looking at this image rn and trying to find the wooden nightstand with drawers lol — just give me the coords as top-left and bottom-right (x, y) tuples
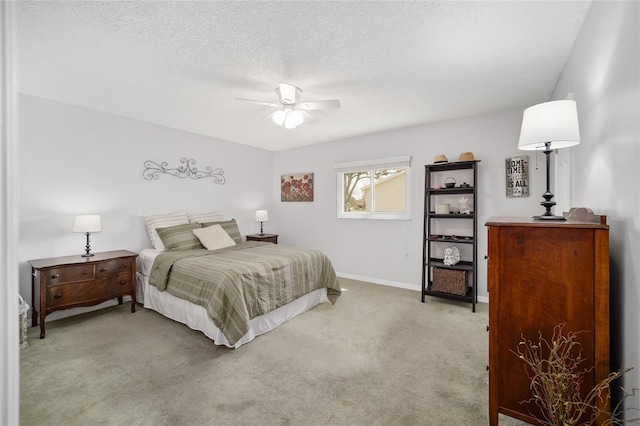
(28, 250), (137, 338)
(245, 233), (279, 244)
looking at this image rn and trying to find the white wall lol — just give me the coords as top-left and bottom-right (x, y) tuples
(553, 0), (640, 405)
(18, 95), (274, 320)
(272, 108), (546, 299)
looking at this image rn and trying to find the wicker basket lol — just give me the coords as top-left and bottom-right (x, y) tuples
(432, 267), (467, 296)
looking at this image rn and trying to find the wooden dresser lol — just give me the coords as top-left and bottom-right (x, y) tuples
(486, 215), (610, 425)
(28, 250), (137, 338)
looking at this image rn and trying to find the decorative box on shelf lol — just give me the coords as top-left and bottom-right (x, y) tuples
(432, 267), (467, 296)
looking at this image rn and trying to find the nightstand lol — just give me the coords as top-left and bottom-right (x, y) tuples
(246, 233), (279, 244)
(28, 250), (137, 338)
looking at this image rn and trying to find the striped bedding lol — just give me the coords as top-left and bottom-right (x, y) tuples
(149, 241), (341, 345)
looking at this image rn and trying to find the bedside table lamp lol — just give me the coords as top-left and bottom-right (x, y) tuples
(73, 214), (102, 257)
(255, 210), (268, 236)
(518, 100), (580, 220)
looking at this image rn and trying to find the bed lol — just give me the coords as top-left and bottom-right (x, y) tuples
(137, 211), (341, 348)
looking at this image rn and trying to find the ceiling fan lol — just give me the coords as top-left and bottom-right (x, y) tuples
(235, 82), (341, 129)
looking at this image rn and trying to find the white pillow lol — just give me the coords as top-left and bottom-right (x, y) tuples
(144, 211), (189, 251)
(188, 210), (224, 224)
(192, 225), (236, 251)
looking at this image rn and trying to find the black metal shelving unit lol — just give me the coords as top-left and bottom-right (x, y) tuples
(422, 161), (478, 312)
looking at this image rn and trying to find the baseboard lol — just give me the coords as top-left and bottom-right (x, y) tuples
(336, 272), (421, 291)
(336, 272), (489, 304)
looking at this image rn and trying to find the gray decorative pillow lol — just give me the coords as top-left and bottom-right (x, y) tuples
(201, 218), (242, 244)
(144, 211), (189, 251)
(156, 223), (204, 251)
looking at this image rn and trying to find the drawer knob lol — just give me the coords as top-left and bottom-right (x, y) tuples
(100, 268), (108, 272)
(51, 274), (60, 279)
(82, 270), (88, 275)
(120, 280), (126, 285)
(54, 293), (62, 299)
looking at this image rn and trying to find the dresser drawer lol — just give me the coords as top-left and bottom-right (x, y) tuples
(101, 273), (134, 295)
(46, 264), (93, 285)
(46, 273), (132, 308)
(95, 258), (133, 278)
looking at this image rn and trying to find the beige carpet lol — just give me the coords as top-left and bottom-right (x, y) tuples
(19, 278), (523, 425)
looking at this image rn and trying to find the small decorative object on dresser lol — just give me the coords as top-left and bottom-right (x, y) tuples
(245, 233), (279, 244)
(28, 250), (137, 338)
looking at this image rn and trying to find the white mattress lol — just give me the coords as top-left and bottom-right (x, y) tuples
(136, 248), (329, 348)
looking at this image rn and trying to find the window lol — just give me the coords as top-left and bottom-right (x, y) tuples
(335, 156), (411, 220)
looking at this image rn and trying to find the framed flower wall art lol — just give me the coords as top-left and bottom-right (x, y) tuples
(281, 173), (314, 202)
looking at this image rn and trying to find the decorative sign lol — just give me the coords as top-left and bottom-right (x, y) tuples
(505, 156), (529, 198)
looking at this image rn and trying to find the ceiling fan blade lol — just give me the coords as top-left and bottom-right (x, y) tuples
(235, 98), (279, 108)
(277, 82), (302, 104)
(299, 100), (341, 110)
(301, 109), (321, 120)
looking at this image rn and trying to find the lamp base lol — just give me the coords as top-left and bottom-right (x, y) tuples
(82, 232), (94, 257)
(532, 145), (567, 221)
(533, 214), (567, 221)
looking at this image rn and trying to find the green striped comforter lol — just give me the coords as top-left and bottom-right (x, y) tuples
(149, 241), (341, 345)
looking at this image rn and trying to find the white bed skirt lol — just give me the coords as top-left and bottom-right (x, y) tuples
(136, 271), (329, 349)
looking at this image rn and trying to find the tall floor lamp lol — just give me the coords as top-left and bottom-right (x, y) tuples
(518, 100), (580, 220)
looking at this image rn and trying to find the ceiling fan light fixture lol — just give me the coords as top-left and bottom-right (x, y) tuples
(238, 82), (339, 129)
(286, 110), (304, 128)
(272, 110), (286, 126)
(284, 114), (298, 129)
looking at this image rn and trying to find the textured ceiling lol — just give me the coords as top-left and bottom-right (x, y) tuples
(16, 1), (591, 151)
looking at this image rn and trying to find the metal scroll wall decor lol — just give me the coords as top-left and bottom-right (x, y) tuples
(143, 158), (225, 184)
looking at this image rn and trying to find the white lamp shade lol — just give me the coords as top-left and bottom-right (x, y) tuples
(518, 100), (581, 151)
(73, 215), (102, 233)
(272, 110), (286, 126)
(284, 110), (304, 129)
(273, 108), (303, 129)
(254, 210), (269, 222)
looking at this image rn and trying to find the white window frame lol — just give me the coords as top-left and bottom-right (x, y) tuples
(335, 156), (411, 220)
